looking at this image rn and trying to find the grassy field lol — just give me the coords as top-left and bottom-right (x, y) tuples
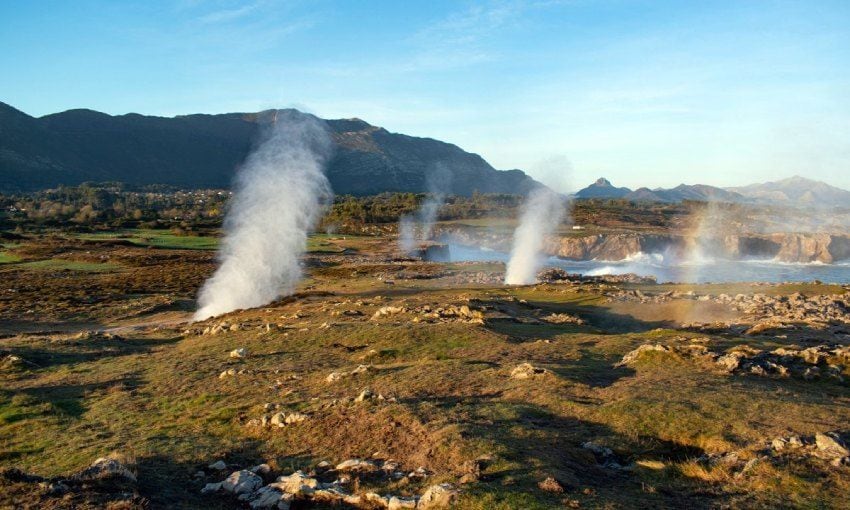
(76, 229), (220, 250)
(0, 251), (21, 264)
(1, 233), (849, 509)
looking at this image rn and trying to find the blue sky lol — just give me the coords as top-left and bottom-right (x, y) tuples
(2, 0), (849, 191)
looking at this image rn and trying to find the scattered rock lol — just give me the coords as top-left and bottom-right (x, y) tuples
(230, 347), (248, 358)
(388, 495), (418, 509)
(615, 344), (670, 367)
(201, 482), (223, 494)
(510, 362), (547, 379)
(372, 306), (406, 320)
(208, 460), (228, 471)
(275, 470), (319, 495)
(249, 486), (293, 509)
(222, 470), (263, 495)
(418, 483), (459, 509)
(355, 388), (375, 402)
(615, 341), (849, 383)
(814, 432), (850, 459)
(326, 364), (376, 384)
(268, 412), (309, 428)
(542, 313), (584, 325)
(74, 456), (137, 483)
(538, 476), (564, 493)
(335, 459), (378, 473)
(1, 353), (38, 370)
(582, 441), (623, 469)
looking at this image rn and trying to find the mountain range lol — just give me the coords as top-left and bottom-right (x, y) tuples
(575, 176), (850, 208)
(4, 100), (847, 207)
(0, 101), (538, 195)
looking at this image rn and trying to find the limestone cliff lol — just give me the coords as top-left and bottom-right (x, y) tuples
(435, 225), (850, 264)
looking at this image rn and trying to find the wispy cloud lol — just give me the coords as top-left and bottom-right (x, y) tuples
(407, 0), (529, 69)
(198, 2), (262, 24)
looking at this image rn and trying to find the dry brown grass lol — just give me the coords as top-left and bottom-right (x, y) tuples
(1, 234), (849, 509)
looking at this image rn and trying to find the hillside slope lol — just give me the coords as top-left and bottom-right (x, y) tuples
(0, 102), (538, 195)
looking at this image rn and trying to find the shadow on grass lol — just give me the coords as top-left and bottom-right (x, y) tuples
(134, 441), (320, 509)
(20, 374), (143, 419)
(457, 402), (714, 509)
(480, 298), (676, 342)
(548, 349), (636, 388)
(9, 336), (182, 371)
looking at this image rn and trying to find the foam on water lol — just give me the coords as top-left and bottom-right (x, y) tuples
(444, 244), (850, 284)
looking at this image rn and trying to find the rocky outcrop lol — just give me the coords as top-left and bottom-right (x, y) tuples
(202, 459), (460, 510)
(437, 225), (850, 264)
(615, 340), (850, 382)
(773, 233), (836, 263)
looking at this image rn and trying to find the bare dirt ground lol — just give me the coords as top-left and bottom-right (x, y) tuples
(1, 232), (850, 509)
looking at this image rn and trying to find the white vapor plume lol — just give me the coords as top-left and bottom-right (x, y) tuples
(194, 111), (332, 320)
(398, 164), (452, 252)
(399, 192), (445, 252)
(504, 187), (566, 285)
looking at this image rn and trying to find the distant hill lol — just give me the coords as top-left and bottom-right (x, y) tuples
(0, 101), (539, 195)
(727, 176), (850, 208)
(574, 177), (631, 199)
(574, 177), (744, 203)
(634, 184), (745, 203)
(575, 175), (850, 207)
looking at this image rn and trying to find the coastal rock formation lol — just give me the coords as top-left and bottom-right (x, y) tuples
(437, 225), (850, 264)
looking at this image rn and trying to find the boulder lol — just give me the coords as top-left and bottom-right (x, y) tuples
(510, 362), (547, 379)
(74, 456), (136, 483)
(538, 476), (564, 493)
(251, 463), (271, 474)
(388, 495), (418, 509)
(335, 459), (378, 473)
(355, 389), (375, 402)
(201, 482), (223, 494)
(208, 460), (228, 471)
(222, 470), (263, 495)
(716, 352), (744, 372)
(615, 344), (669, 367)
(270, 412), (287, 427)
(249, 486), (293, 509)
(285, 412), (308, 424)
(815, 432), (850, 459)
(274, 470), (318, 495)
(418, 484), (459, 509)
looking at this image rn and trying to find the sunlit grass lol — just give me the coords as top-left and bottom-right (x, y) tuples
(0, 251), (21, 263)
(19, 259), (121, 272)
(76, 229), (220, 250)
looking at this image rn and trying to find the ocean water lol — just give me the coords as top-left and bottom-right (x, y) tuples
(445, 244), (850, 284)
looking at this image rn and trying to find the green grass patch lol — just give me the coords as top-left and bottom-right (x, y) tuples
(18, 259), (121, 272)
(0, 251), (22, 263)
(77, 229), (219, 250)
(307, 235), (345, 253)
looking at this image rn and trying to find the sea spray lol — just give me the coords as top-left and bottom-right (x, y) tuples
(194, 111), (332, 320)
(504, 187), (566, 284)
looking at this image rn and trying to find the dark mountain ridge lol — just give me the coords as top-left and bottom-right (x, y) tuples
(0, 102), (539, 195)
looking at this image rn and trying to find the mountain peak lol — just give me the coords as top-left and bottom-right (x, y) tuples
(575, 177), (631, 199)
